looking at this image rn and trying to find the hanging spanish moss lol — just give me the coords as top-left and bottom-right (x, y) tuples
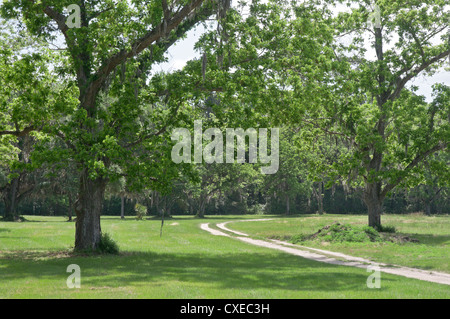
(202, 51), (207, 82)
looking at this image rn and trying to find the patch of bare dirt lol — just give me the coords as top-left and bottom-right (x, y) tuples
(382, 233), (420, 243)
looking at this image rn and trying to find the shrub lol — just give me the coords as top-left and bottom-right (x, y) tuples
(248, 204), (267, 215)
(98, 232), (119, 254)
(291, 234), (309, 243)
(135, 203), (147, 220)
(362, 226), (382, 242)
(292, 222), (382, 243)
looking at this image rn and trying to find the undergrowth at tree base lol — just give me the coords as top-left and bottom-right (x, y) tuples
(98, 232), (120, 254)
(73, 232), (120, 255)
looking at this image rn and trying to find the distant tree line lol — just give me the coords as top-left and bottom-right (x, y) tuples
(1, 179), (448, 218)
(2, 130), (448, 219)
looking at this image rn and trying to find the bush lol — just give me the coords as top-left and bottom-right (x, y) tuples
(135, 203), (147, 220)
(248, 204), (267, 215)
(291, 233), (309, 243)
(292, 222), (382, 243)
(362, 226), (382, 242)
(98, 232), (119, 254)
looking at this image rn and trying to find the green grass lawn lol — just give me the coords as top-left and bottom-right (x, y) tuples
(0, 214), (449, 298)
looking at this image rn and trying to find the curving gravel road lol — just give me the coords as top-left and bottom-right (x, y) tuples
(200, 219), (450, 286)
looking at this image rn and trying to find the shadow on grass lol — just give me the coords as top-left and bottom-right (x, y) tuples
(411, 234), (450, 246)
(0, 249), (379, 293)
(106, 215), (260, 221)
(0, 217), (69, 223)
(114, 215), (289, 221)
(186, 215), (311, 221)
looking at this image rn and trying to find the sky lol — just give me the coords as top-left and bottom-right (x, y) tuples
(151, 24), (208, 74)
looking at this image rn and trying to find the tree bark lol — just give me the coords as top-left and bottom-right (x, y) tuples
(286, 194), (290, 215)
(74, 169), (107, 251)
(425, 201), (432, 216)
(2, 177), (20, 221)
(313, 182), (324, 215)
(196, 196), (207, 218)
(121, 195), (125, 219)
(2, 136), (33, 221)
(363, 182), (383, 229)
(68, 194), (73, 221)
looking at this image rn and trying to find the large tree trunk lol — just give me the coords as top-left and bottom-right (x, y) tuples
(312, 182), (324, 215)
(367, 199), (382, 229)
(286, 194), (290, 215)
(363, 182), (384, 229)
(425, 201), (432, 216)
(74, 169), (107, 251)
(68, 194), (74, 221)
(121, 195), (125, 219)
(2, 177), (20, 221)
(2, 135), (33, 221)
(196, 195), (207, 218)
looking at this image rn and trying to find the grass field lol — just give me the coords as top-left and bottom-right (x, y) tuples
(0, 214), (449, 298)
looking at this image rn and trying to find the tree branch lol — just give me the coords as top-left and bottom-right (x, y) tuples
(388, 49), (450, 102)
(381, 141), (448, 198)
(0, 125), (36, 137)
(123, 101), (183, 149)
(39, 4), (74, 49)
(93, 0), (207, 88)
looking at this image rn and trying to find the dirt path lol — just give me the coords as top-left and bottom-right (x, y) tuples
(200, 219), (450, 286)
